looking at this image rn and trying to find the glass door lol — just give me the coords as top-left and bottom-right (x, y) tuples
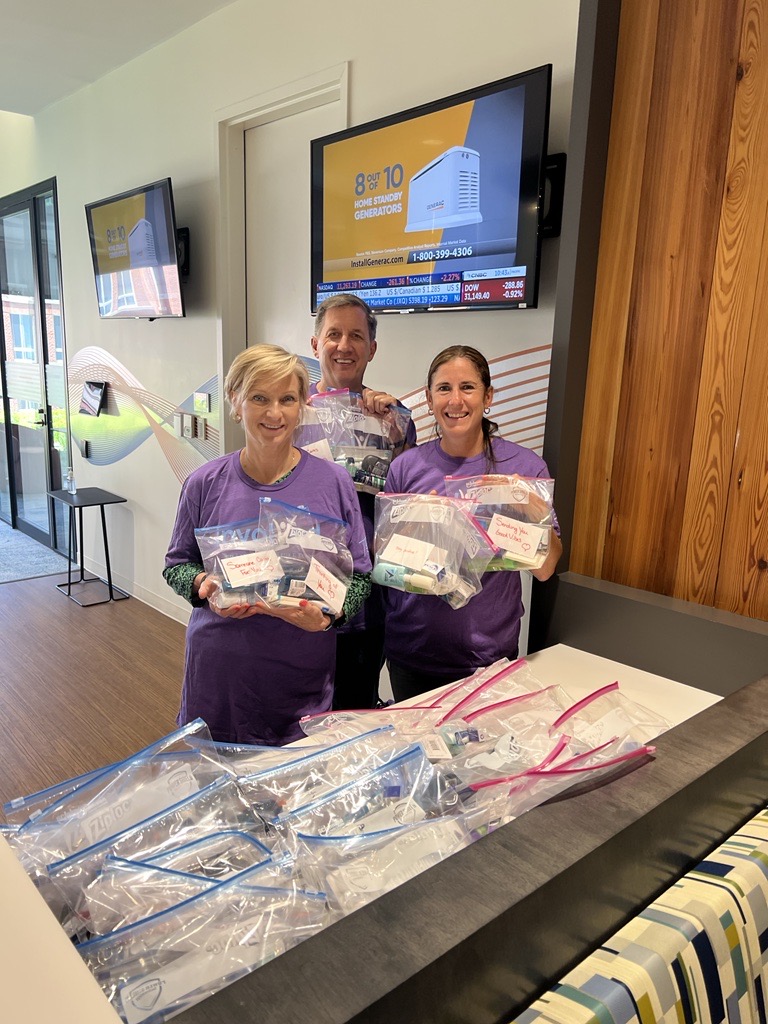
(0, 180), (69, 549)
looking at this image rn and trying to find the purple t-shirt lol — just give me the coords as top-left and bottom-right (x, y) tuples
(308, 382), (417, 632)
(165, 449), (371, 744)
(383, 438), (553, 677)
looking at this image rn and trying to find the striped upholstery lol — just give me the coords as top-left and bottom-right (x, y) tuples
(512, 808), (768, 1024)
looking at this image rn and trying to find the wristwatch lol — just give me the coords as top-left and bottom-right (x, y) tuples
(322, 612), (346, 631)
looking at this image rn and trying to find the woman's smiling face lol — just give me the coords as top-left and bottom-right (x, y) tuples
(233, 373), (302, 453)
(426, 357), (493, 454)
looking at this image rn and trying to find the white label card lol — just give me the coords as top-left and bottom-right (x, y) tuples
(487, 514), (547, 558)
(305, 556), (347, 615)
(379, 533), (434, 572)
(221, 550), (282, 587)
(301, 437), (334, 461)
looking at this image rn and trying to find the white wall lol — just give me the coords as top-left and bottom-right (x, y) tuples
(0, 0), (580, 623)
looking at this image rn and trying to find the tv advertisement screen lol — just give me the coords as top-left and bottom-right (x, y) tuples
(85, 178), (185, 320)
(311, 65), (551, 313)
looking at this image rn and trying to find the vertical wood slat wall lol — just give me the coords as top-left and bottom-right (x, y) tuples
(570, 0), (768, 621)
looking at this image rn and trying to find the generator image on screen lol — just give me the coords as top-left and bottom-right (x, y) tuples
(128, 218), (158, 268)
(405, 147), (482, 233)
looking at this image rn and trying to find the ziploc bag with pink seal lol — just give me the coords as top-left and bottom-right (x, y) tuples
(444, 474), (555, 570)
(465, 735), (657, 824)
(372, 493), (496, 609)
(78, 866), (329, 1024)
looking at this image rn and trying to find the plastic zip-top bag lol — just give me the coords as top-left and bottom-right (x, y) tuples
(296, 390), (412, 494)
(237, 727), (407, 819)
(77, 842), (292, 939)
(79, 864), (329, 1024)
(254, 498), (353, 618)
(6, 720), (221, 913)
(276, 744), (464, 838)
(3, 762), (119, 827)
(194, 515), (272, 610)
(295, 813), (474, 914)
(444, 474), (556, 570)
(195, 498), (353, 613)
(46, 775), (274, 932)
(182, 736), (325, 777)
(373, 493), (496, 609)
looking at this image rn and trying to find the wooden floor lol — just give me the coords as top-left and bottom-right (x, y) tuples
(0, 573), (185, 809)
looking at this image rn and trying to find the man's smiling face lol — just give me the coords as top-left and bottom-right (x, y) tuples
(311, 305), (377, 393)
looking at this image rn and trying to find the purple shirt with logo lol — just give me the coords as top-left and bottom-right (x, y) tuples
(382, 438), (554, 677)
(165, 449), (371, 744)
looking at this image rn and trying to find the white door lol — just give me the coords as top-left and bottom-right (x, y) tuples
(244, 101), (342, 358)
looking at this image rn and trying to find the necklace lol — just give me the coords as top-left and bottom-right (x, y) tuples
(240, 447), (300, 485)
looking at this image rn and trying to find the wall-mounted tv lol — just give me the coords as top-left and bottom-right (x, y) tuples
(85, 177), (185, 320)
(310, 64), (552, 314)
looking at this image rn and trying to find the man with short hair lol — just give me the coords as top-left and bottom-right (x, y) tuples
(310, 293), (416, 709)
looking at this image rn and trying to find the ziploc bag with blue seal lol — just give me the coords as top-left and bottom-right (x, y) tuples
(140, 830), (276, 881)
(372, 493), (496, 609)
(237, 726), (406, 818)
(183, 736), (324, 777)
(444, 474), (555, 570)
(76, 856), (219, 940)
(194, 515), (273, 610)
(77, 841), (291, 939)
(194, 499), (352, 613)
(296, 390), (412, 493)
(6, 720), (221, 905)
(46, 775), (275, 931)
(79, 866), (329, 1024)
(275, 744), (464, 838)
(294, 388), (358, 457)
(3, 762), (119, 827)
(295, 813), (474, 914)
(298, 706), (448, 754)
(254, 498), (353, 617)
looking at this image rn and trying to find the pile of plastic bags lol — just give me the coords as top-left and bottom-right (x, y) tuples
(1, 660), (668, 1023)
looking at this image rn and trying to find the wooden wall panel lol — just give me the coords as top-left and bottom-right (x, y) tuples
(569, 0), (659, 577)
(600, 0), (743, 594)
(714, 200), (768, 617)
(675, 0), (768, 613)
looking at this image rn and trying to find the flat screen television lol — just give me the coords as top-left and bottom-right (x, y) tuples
(85, 177), (185, 320)
(310, 64), (552, 314)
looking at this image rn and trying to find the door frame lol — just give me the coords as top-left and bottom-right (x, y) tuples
(215, 63), (348, 455)
(0, 176), (69, 548)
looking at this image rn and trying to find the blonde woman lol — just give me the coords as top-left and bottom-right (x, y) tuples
(164, 344), (371, 744)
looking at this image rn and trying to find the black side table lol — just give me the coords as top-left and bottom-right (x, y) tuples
(48, 488), (130, 606)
